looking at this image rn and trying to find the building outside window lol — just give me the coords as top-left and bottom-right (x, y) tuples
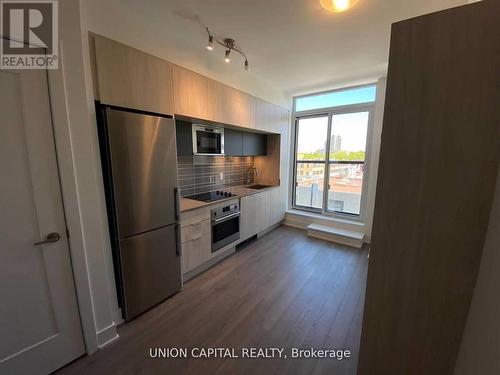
(292, 84), (376, 218)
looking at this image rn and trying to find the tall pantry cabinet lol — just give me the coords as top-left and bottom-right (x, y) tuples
(357, 2), (500, 375)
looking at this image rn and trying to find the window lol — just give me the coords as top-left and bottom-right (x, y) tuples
(293, 85), (375, 217)
(295, 85), (376, 112)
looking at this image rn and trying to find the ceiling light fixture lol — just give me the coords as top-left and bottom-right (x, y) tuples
(320, 0), (357, 13)
(206, 28), (249, 71)
(206, 34), (214, 51)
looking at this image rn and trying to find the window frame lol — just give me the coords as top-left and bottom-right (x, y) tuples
(291, 84), (376, 221)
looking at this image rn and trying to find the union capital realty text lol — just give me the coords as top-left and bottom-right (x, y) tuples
(149, 347), (351, 360)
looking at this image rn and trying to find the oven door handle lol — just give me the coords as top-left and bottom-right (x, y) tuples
(212, 212), (240, 223)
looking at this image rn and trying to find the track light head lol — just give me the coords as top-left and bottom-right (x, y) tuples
(206, 35), (214, 51)
(224, 49), (231, 63)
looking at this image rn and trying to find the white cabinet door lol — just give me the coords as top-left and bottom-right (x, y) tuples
(257, 191), (271, 233)
(270, 187), (285, 226)
(240, 195), (258, 241)
(180, 212), (211, 273)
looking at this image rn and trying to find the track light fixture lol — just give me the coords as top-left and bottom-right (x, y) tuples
(205, 28), (249, 71)
(206, 35), (214, 51)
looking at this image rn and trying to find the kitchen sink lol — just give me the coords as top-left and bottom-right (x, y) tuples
(248, 184), (272, 190)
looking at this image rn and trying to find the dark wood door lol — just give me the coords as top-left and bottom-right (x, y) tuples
(242, 132), (267, 156)
(358, 2), (500, 375)
(224, 128), (243, 156)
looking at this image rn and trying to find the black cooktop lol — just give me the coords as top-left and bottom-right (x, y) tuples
(185, 190), (237, 203)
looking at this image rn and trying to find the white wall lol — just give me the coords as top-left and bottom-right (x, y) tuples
(79, 0), (289, 109)
(364, 77), (387, 240)
(49, 0), (119, 353)
(453, 164), (500, 375)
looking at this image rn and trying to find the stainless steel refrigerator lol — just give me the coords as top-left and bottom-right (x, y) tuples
(96, 105), (182, 321)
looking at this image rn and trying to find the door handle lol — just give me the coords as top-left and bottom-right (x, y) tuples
(34, 232), (61, 246)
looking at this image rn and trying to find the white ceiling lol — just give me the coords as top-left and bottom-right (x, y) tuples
(83, 0), (467, 106)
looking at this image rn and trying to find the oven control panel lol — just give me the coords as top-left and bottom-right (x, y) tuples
(212, 202), (240, 219)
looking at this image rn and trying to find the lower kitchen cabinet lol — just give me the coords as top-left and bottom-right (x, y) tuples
(270, 187), (286, 226)
(240, 194), (259, 241)
(181, 233), (211, 274)
(181, 207), (211, 273)
(240, 188), (283, 243)
(257, 190), (271, 232)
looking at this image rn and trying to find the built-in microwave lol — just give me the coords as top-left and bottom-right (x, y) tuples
(192, 124), (224, 155)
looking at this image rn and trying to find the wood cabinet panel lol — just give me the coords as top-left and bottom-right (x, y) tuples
(255, 99), (270, 131)
(358, 3), (500, 375)
(221, 85), (256, 128)
(92, 35), (174, 115)
(173, 66), (209, 120)
(206, 79), (256, 128)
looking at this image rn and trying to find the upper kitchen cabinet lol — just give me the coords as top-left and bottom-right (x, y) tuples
(224, 128), (243, 156)
(175, 120), (194, 156)
(173, 66), (256, 129)
(220, 85), (256, 129)
(255, 98), (281, 132)
(91, 35), (174, 115)
(242, 132), (267, 156)
(173, 66), (210, 120)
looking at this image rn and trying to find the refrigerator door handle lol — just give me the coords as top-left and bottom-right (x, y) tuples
(174, 187), (181, 221)
(175, 223), (181, 257)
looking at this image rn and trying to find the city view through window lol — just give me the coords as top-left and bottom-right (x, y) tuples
(293, 86), (375, 216)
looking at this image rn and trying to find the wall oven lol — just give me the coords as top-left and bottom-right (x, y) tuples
(192, 124), (224, 155)
(211, 202), (240, 252)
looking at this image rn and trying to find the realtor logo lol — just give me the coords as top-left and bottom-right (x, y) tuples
(1, 0), (58, 69)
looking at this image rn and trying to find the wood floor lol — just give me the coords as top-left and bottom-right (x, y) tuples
(58, 226), (368, 375)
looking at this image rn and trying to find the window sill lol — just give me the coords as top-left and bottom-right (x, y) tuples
(286, 208), (365, 228)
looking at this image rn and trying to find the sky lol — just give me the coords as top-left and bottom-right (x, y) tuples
(297, 112), (369, 154)
(295, 85), (376, 112)
(295, 85), (374, 155)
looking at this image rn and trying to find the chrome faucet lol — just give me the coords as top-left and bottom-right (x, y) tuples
(247, 165), (259, 185)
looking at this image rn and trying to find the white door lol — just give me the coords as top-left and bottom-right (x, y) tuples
(0, 68), (85, 374)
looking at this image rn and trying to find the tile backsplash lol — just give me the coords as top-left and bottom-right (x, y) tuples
(177, 155), (255, 197)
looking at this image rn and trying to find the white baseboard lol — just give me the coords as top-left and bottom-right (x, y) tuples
(96, 322), (119, 349)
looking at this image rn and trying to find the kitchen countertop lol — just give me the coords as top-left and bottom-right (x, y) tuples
(180, 185), (279, 213)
